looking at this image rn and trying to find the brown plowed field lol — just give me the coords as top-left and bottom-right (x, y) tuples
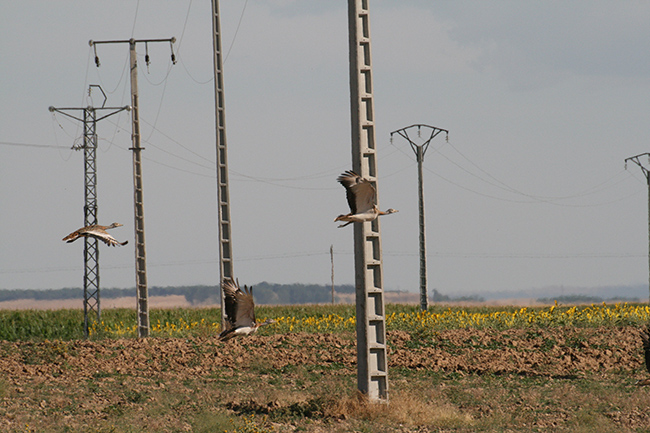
(1, 327), (649, 432)
(2, 327), (643, 380)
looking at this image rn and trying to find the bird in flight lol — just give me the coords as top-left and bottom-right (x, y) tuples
(219, 277), (275, 341)
(334, 170), (398, 228)
(637, 325), (650, 386)
(62, 222), (128, 247)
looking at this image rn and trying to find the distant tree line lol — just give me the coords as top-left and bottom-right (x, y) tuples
(536, 295), (641, 304)
(431, 289), (485, 303)
(0, 282), (357, 306)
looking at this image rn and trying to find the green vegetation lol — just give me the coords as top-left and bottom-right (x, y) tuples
(2, 302), (650, 342)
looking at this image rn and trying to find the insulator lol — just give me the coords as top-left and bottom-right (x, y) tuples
(93, 44), (100, 67)
(170, 39), (177, 64)
(145, 54), (150, 65)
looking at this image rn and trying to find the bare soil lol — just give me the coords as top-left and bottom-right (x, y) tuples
(4, 327), (643, 381)
(1, 327), (649, 432)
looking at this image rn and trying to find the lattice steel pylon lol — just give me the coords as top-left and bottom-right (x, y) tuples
(347, 0), (388, 402)
(50, 86), (129, 337)
(211, 0), (234, 328)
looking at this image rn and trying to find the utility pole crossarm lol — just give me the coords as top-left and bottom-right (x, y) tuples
(90, 38), (177, 67)
(49, 106), (130, 124)
(625, 153), (650, 183)
(90, 38), (176, 45)
(390, 124), (449, 158)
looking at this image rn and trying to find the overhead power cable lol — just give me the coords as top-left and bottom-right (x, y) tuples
(0, 141), (71, 150)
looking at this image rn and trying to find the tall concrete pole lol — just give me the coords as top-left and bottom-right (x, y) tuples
(348, 0), (388, 402)
(415, 145), (427, 310)
(128, 39), (150, 338)
(625, 152), (650, 303)
(211, 0), (235, 329)
(391, 124), (448, 311)
(90, 37), (176, 337)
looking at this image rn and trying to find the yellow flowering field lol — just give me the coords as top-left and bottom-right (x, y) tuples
(83, 302), (650, 339)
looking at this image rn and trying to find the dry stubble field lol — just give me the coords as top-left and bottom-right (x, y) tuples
(1, 320), (650, 432)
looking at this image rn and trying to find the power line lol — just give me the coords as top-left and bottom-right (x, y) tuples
(3, 249), (643, 276)
(224, 0), (249, 64)
(388, 138), (643, 206)
(0, 141), (71, 150)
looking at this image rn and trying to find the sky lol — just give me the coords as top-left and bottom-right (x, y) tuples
(2, 1), (650, 297)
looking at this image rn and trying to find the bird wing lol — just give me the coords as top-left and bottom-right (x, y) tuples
(221, 278), (240, 329)
(641, 325), (650, 374)
(82, 227), (127, 247)
(62, 229), (82, 243)
(63, 224), (98, 243)
(337, 170), (376, 214)
(236, 285), (257, 328)
(222, 278), (256, 329)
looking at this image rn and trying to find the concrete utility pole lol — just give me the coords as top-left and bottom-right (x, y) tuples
(331, 245), (335, 304)
(211, 0), (235, 328)
(90, 37), (176, 337)
(625, 152), (650, 303)
(49, 85), (129, 337)
(348, 0), (388, 402)
(390, 124), (448, 311)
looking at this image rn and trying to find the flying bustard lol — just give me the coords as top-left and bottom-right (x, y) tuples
(334, 170), (398, 228)
(218, 277), (275, 341)
(62, 222), (128, 247)
(637, 325), (650, 386)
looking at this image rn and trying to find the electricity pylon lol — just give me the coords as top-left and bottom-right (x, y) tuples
(49, 85), (129, 337)
(625, 152), (650, 303)
(348, 0), (388, 402)
(90, 37), (176, 337)
(390, 124), (448, 311)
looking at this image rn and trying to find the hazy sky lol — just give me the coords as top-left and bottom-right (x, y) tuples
(2, 1), (650, 296)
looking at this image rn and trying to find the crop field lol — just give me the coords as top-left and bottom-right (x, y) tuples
(1, 303), (650, 432)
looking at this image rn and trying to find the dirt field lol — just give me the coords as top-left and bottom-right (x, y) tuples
(1, 326), (649, 432)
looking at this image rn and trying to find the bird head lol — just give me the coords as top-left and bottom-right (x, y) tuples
(384, 208), (398, 214)
(109, 222), (123, 228)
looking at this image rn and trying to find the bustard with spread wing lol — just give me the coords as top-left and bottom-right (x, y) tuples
(219, 277), (275, 341)
(637, 325), (650, 386)
(62, 222), (128, 247)
(334, 170), (398, 228)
